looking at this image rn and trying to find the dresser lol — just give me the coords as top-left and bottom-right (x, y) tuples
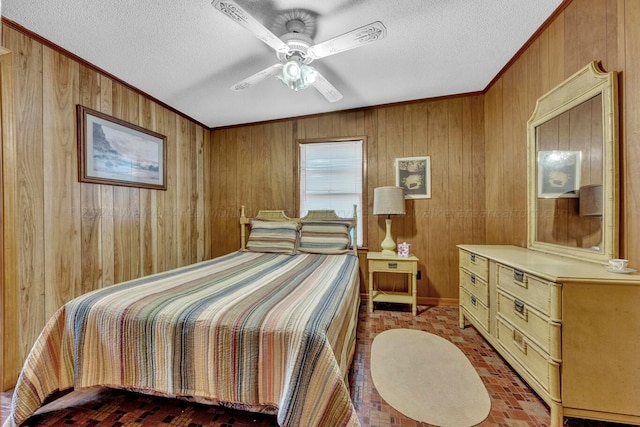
(458, 244), (640, 427)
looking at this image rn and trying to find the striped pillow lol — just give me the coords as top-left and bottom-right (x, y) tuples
(298, 220), (354, 254)
(246, 220), (300, 255)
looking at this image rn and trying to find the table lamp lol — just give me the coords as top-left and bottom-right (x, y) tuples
(579, 184), (603, 217)
(373, 186), (406, 255)
(579, 184), (603, 252)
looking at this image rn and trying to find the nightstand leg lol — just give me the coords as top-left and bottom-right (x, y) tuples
(368, 271), (374, 313)
(411, 274), (417, 315)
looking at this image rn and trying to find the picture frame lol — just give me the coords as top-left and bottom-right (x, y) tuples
(537, 150), (581, 198)
(77, 105), (167, 190)
(395, 156), (431, 199)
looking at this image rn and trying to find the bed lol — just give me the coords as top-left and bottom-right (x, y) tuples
(4, 207), (361, 427)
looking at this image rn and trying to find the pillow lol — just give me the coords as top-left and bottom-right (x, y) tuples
(245, 219), (300, 255)
(298, 220), (354, 254)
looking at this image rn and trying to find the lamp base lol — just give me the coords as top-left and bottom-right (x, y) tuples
(380, 218), (396, 255)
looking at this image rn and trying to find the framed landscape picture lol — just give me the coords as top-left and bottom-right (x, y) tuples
(395, 156), (431, 199)
(77, 105), (167, 190)
(537, 150), (581, 198)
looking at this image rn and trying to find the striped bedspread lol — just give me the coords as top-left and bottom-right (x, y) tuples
(5, 251), (361, 427)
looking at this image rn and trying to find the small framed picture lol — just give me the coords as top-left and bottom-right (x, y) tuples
(395, 156), (431, 199)
(77, 105), (167, 190)
(537, 150), (581, 198)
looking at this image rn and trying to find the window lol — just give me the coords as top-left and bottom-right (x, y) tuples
(298, 139), (365, 246)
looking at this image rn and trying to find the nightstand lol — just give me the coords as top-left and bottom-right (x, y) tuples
(367, 251), (418, 315)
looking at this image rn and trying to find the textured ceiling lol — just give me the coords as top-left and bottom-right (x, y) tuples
(2, 0), (563, 128)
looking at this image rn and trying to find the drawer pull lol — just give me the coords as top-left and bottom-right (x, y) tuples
(470, 253), (476, 263)
(513, 269), (528, 289)
(470, 295), (477, 306)
(514, 299), (524, 314)
(513, 299), (528, 321)
(388, 262), (397, 269)
(513, 330), (528, 355)
(470, 274), (476, 284)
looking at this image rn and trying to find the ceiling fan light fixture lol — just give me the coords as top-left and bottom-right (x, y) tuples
(301, 65), (317, 84)
(281, 57), (302, 82)
(278, 55), (317, 91)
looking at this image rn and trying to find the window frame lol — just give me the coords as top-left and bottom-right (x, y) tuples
(295, 136), (368, 249)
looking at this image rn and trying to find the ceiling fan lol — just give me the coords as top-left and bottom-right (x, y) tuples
(212, 0), (387, 102)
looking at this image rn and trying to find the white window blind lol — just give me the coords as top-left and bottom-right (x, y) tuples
(299, 140), (363, 246)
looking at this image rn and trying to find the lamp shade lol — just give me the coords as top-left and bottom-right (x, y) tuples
(373, 186), (406, 216)
(579, 184), (603, 217)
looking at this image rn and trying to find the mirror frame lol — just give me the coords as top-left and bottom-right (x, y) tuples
(527, 61), (618, 264)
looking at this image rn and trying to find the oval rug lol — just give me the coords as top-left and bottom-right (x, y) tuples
(370, 329), (491, 426)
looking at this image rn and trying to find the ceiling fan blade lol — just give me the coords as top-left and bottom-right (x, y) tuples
(230, 63), (284, 91)
(307, 21), (387, 59)
(212, 0), (290, 54)
(311, 72), (343, 103)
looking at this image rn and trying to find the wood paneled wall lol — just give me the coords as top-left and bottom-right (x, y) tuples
(0, 46), (19, 393)
(1, 23), (213, 388)
(484, 0), (640, 267)
(209, 98), (487, 304)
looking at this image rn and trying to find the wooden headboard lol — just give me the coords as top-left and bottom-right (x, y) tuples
(239, 205), (358, 255)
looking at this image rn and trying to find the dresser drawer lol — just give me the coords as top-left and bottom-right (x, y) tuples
(370, 259), (415, 273)
(459, 250), (488, 281)
(496, 315), (558, 398)
(460, 287), (489, 332)
(497, 264), (555, 316)
(460, 268), (488, 305)
(496, 289), (560, 357)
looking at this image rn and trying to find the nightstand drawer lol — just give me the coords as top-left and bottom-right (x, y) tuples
(459, 249), (488, 280)
(370, 259), (416, 273)
(460, 268), (488, 305)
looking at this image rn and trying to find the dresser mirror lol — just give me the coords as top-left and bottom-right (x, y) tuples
(527, 62), (618, 264)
